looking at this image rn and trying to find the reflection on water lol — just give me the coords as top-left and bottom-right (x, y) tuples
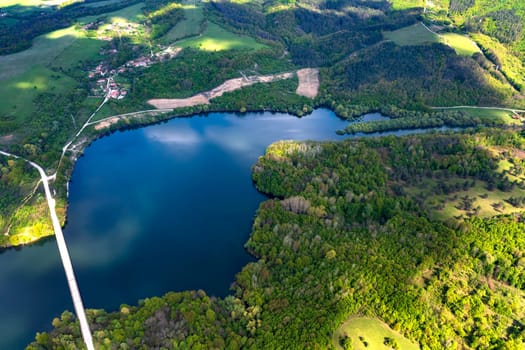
(0, 109), (451, 349)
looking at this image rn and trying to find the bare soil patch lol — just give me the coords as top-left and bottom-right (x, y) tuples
(296, 68), (319, 98)
(147, 72), (294, 109)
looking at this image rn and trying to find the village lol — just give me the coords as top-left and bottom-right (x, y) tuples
(88, 41), (181, 99)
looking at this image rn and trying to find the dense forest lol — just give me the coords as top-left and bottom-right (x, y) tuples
(28, 130), (525, 349)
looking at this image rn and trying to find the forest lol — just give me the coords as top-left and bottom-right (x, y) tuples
(27, 129), (525, 349)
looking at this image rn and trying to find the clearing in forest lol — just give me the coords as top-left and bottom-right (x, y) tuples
(162, 3), (204, 42)
(384, 22), (480, 57)
(333, 317), (419, 350)
(296, 68), (319, 98)
(175, 21), (265, 51)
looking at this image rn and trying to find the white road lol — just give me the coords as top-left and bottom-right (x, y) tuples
(0, 150), (95, 350)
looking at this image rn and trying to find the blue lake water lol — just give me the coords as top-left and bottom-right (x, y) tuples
(0, 109), (450, 349)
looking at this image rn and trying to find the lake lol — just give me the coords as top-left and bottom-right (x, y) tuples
(0, 109), (446, 349)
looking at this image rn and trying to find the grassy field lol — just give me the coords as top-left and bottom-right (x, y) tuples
(406, 167), (525, 220)
(433, 107), (523, 125)
(0, 65), (76, 122)
(333, 317), (419, 350)
(175, 21), (265, 51)
(162, 3), (204, 43)
(389, 0), (425, 10)
(384, 23), (480, 57)
(440, 32), (480, 56)
(384, 23), (439, 46)
(0, 25), (86, 81)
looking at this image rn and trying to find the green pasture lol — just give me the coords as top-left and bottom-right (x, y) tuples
(0, 25), (84, 81)
(439, 32), (480, 56)
(50, 36), (104, 70)
(433, 107), (522, 125)
(333, 317), (419, 350)
(162, 3), (204, 43)
(384, 23), (438, 46)
(385, 23), (480, 56)
(0, 65), (76, 122)
(175, 21), (265, 51)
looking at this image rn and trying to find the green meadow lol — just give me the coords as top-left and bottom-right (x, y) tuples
(333, 317), (419, 350)
(0, 65), (76, 123)
(432, 107), (522, 125)
(384, 22), (439, 46)
(384, 23), (480, 57)
(175, 21), (266, 51)
(162, 3), (204, 43)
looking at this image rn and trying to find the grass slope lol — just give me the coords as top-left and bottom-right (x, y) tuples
(162, 3), (204, 43)
(333, 317), (419, 350)
(384, 23), (480, 57)
(175, 21), (265, 51)
(0, 65), (76, 123)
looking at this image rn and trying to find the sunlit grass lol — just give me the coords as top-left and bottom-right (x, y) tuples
(433, 107), (522, 125)
(44, 26), (83, 39)
(0, 65), (76, 122)
(333, 317), (420, 350)
(472, 33), (525, 91)
(389, 0), (425, 10)
(176, 22), (265, 51)
(385, 23), (481, 57)
(439, 32), (480, 57)
(162, 3), (203, 42)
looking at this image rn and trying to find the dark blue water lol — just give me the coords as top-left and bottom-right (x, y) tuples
(0, 109), (452, 349)
(0, 109), (348, 349)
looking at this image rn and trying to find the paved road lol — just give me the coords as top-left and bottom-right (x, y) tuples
(0, 150), (95, 350)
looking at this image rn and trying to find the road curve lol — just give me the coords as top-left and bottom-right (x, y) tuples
(0, 150), (95, 350)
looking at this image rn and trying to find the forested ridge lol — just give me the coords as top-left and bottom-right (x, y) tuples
(28, 130), (525, 349)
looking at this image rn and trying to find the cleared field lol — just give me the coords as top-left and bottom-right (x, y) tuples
(333, 317), (419, 350)
(0, 65), (76, 122)
(385, 23), (480, 57)
(432, 107), (523, 125)
(162, 3), (204, 43)
(175, 21), (265, 51)
(383, 23), (439, 46)
(440, 32), (480, 56)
